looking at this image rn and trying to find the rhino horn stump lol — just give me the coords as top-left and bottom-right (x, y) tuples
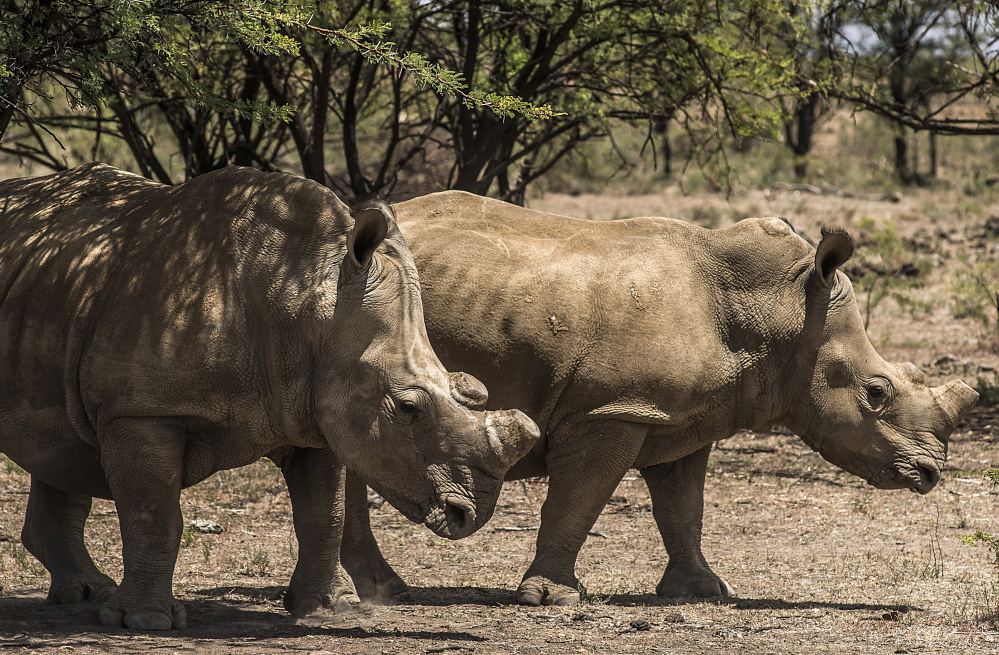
(932, 380), (979, 433)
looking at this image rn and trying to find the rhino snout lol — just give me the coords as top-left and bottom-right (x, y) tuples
(486, 409), (541, 468)
(931, 379), (979, 435)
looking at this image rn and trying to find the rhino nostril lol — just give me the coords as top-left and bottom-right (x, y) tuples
(915, 461), (941, 493)
(442, 497), (476, 538)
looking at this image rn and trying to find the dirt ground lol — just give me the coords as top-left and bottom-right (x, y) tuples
(3, 185), (999, 653)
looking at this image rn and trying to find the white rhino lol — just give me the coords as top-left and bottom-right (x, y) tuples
(341, 190), (979, 606)
(0, 167), (539, 629)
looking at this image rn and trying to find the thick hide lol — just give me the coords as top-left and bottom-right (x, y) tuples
(341, 190), (978, 606)
(0, 168), (538, 629)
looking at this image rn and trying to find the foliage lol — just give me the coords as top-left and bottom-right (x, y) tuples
(758, 1), (999, 183)
(0, 0), (552, 181)
(962, 468), (999, 620)
(1, 0), (806, 201)
(6, 1), (996, 199)
(988, 467), (999, 487)
(950, 255), (999, 379)
(769, 1), (847, 180)
(852, 217), (930, 330)
(0, 1), (299, 139)
(829, 1), (999, 139)
(951, 260), (999, 327)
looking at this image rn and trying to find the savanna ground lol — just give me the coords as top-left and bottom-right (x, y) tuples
(3, 116), (999, 653)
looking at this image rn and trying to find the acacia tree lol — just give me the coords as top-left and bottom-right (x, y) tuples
(854, 0), (960, 183)
(230, 0), (800, 202)
(0, 0), (550, 183)
(775, 0), (851, 180)
(824, 1), (999, 182)
(2, 1), (801, 202)
(0, 1), (309, 152)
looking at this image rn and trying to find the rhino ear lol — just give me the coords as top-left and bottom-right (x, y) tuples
(814, 227), (854, 286)
(346, 199), (391, 272)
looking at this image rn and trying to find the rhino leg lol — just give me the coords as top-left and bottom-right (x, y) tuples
(340, 470), (409, 600)
(269, 446), (359, 616)
(641, 444), (734, 598)
(518, 420), (646, 607)
(20, 476), (117, 604)
(97, 418), (187, 630)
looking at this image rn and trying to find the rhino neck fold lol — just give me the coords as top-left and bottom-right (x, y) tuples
(715, 294), (798, 437)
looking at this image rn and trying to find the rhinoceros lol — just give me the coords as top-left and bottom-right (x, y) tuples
(0, 167), (539, 629)
(339, 190), (979, 606)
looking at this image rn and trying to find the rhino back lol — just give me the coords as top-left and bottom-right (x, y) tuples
(395, 191), (812, 439)
(0, 164), (350, 484)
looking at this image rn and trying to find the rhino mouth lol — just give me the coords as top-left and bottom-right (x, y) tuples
(827, 445), (943, 496)
(869, 458), (941, 495)
(424, 493), (479, 540)
(374, 490), (481, 539)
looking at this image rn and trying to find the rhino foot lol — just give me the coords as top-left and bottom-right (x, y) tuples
(99, 594), (187, 630)
(284, 564), (360, 617)
(656, 562), (734, 598)
(352, 573), (409, 601)
(341, 556), (409, 601)
(47, 572), (118, 605)
(283, 588), (361, 617)
(516, 575), (586, 607)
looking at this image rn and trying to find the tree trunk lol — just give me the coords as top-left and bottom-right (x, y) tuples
(0, 81), (23, 144)
(929, 130), (938, 178)
(786, 91), (819, 181)
(894, 130), (913, 184)
(653, 115), (671, 177)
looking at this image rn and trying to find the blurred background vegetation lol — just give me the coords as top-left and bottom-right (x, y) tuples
(0, 0), (997, 204)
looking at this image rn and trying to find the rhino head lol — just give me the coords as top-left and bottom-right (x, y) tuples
(779, 228), (978, 495)
(311, 201), (539, 539)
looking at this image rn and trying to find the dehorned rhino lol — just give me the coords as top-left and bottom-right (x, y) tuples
(0, 167), (539, 629)
(341, 190), (979, 606)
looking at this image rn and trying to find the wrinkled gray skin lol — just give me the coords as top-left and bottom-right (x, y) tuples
(341, 190), (979, 606)
(0, 168), (538, 630)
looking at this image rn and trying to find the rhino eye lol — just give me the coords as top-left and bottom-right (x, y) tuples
(866, 380), (890, 408)
(398, 399), (419, 415)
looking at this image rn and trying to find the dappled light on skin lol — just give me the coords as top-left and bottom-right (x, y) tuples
(0, 165), (539, 630)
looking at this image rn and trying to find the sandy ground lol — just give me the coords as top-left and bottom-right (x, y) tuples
(2, 185), (999, 653)
(2, 419), (998, 654)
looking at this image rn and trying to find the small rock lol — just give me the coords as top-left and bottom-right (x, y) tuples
(629, 618), (651, 631)
(931, 354), (974, 375)
(662, 611), (685, 623)
(933, 354), (961, 368)
(571, 612), (593, 622)
(189, 519), (223, 534)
